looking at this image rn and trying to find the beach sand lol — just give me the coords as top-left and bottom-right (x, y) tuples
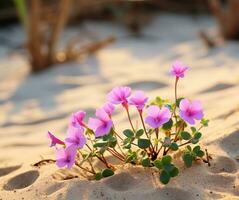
(0, 14), (239, 199)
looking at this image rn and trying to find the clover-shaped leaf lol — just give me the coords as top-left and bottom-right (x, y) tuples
(162, 119), (173, 130)
(123, 129), (134, 138)
(138, 138), (150, 149)
(102, 168), (114, 177)
(136, 129), (144, 138)
(181, 131), (191, 140)
(160, 170), (170, 184)
(141, 157), (150, 167)
(193, 132), (202, 140)
(170, 142), (178, 151)
(162, 155), (172, 165)
(154, 160), (163, 169)
(183, 152), (193, 167)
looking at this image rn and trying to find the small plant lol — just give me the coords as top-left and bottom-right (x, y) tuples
(47, 61), (209, 184)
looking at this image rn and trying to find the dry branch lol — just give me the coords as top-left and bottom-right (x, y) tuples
(209, 0), (239, 39)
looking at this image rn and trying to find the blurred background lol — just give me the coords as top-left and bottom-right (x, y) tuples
(0, 0), (239, 163)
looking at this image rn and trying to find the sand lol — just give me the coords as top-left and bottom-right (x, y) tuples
(0, 13), (239, 199)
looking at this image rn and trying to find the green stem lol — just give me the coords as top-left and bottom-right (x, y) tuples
(125, 107), (136, 132)
(75, 161), (95, 175)
(173, 78), (179, 133)
(139, 111), (155, 155)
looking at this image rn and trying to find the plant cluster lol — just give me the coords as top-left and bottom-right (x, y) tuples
(48, 61), (209, 184)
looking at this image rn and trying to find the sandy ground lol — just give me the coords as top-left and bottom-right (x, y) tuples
(0, 13), (239, 199)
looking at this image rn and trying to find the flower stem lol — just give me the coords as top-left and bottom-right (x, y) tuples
(174, 120), (184, 142)
(125, 107), (136, 132)
(107, 148), (124, 162)
(173, 77), (179, 133)
(78, 151), (96, 174)
(139, 111), (155, 155)
(75, 161), (95, 175)
(113, 129), (126, 156)
(85, 144), (110, 168)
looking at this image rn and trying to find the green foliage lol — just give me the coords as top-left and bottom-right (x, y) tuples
(154, 160), (163, 169)
(176, 97), (184, 107)
(123, 129), (134, 138)
(101, 168), (114, 177)
(170, 142), (178, 151)
(94, 130), (117, 149)
(193, 132), (202, 140)
(155, 155), (179, 184)
(183, 145), (205, 167)
(138, 138), (150, 149)
(180, 131), (192, 140)
(183, 152), (193, 167)
(125, 150), (138, 163)
(193, 145), (205, 157)
(136, 129), (144, 138)
(160, 170), (170, 184)
(151, 96), (169, 107)
(95, 172), (103, 180)
(162, 119), (173, 130)
(162, 155), (172, 165)
(201, 118), (209, 127)
(141, 157), (150, 167)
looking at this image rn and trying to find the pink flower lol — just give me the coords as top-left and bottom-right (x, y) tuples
(145, 106), (171, 128)
(107, 86), (131, 108)
(102, 103), (115, 117)
(88, 108), (113, 137)
(56, 146), (77, 168)
(47, 131), (65, 147)
(171, 61), (189, 78)
(65, 126), (87, 149)
(179, 99), (203, 125)
(70, 111), (86, 128)
(129, 90), (148, 111)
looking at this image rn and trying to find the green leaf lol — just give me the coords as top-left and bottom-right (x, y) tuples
(155, 96), (168, 107)
(101, 168), (114, 177)
(95, 172), (102, 180)
(196, 150), (205, 157)
(99, 147), (107, 154)
(191, 138), (199, 144)
(136, 129), (144, 138)
(123, 143), (131, 149)
(102, 129), (114, 140)
(194, 132), (202, 140)
(141, 158), (150, 167)
(176, 97), (184, 107)
(170, 142), (178, 151)
(123, 129), (134, 138)
(169, 167), (179, 177)
(201, 118), (209, 127)
(190, 127), (197, 133)
(181, 131), (192, 140)
(93, 141), (108, 148)
(154, 160), (163, 169)
(186, 145), (192, 151)
(162, 155), (172, 165)
(108, 137), (117, 148)
(183, 153), (193, 167)
(162, 119), (173, 130)
(138, 138), (150, 149)
(164, 163), (174, 173)
(160, 170), (171, 184)
(193, 145), (201, 153)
